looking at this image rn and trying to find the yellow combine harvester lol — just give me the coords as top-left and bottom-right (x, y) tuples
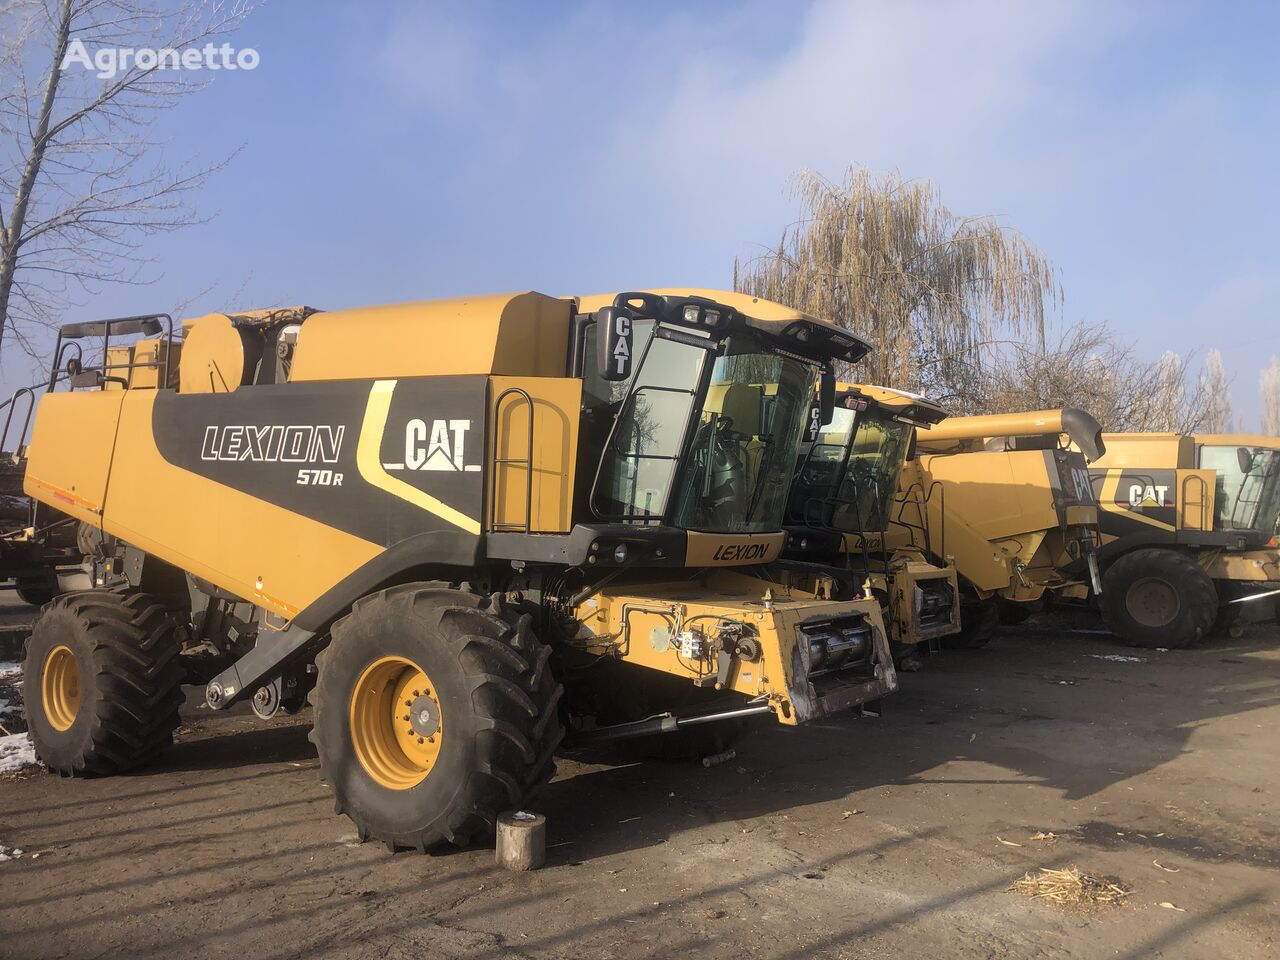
(18, 289), (899, 850)
(1087, 432), (1280, 646)
(776, 383), (961, 656)
(888, 409), (1106, 647)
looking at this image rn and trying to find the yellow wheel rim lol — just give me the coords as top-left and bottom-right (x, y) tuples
(348, 656), (444, 790)
(42, 644), (81, 732)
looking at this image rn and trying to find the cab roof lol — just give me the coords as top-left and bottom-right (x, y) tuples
(576, 288), (871, 364)
(836, 382), (949, 427)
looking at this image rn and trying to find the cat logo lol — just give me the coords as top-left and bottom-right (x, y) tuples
(384, 419), (480, 473)
(1127, 483), (1170, 507)
(805, 403), (823, 443)
(1070, 466), (1094, 503)
(598, 306), (634, 381)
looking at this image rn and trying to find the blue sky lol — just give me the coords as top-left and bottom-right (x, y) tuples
(7, 0), (1278, 427)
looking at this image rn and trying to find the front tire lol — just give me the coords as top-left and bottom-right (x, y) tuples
(1100, 549), (1217, 649)
(23, 591), (185, 776)
(310, 583), (564, 852)
(944, 596), (999, 650)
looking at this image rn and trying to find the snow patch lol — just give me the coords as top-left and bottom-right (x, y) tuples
(1086, 654), (1146, 663)
(0, 843), (24, 862)
(0, 733), (38, 773)
(0, 662), (22, 679)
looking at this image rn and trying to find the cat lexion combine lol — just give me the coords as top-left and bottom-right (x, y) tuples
(18, 288), (899, 850)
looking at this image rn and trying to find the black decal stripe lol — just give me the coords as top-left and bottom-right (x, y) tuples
(152, 378), (487, 549)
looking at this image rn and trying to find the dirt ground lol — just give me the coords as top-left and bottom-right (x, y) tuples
(1, 602), (1277, 960)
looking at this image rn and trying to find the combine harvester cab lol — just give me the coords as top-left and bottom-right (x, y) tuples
(1088, 432), (1280, 647)
(772, 383), (961, 660)
(20, 289), (898, 850)
(890, 409), (1106, 648)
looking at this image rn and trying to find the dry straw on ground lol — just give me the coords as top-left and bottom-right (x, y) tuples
(1010, 867), (1131, 906)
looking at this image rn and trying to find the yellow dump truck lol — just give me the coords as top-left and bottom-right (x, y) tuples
(889, 409), (1105, 647)
(18, 289), (900, 851)
(1087, 432), (1280, 646)
(776, 383), (961, 656)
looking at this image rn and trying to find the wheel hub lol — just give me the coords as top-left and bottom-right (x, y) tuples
(348, 656), (444, 791)
(408, 695), (440, 738)
(1127, 577), (1179, 628)
(41, 644), (81, 732)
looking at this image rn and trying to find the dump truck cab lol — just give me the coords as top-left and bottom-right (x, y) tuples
(19, 288), (899, 851)
(775, 383), (961, 653)
(889, 409), (1105, 645)
(1087, 432), (1280, 646)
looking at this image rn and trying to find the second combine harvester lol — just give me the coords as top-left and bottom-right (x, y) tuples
(20, 289), (898, 851)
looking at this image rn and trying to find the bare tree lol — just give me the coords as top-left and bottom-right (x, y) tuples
(734, 166), (1059, 402)
(1197, 349), (1233, 432)
(1261, 356), (1280, 435)
(0, 0), (251, 356)
(978, 321), (1227, 432)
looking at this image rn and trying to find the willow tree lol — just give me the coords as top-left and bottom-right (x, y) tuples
(734, 167), (1059, 406)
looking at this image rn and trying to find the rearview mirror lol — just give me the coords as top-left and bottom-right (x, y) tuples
(596, 306), (634, 382)
(1237, 446), (1255, 475)
(818, 367), (836, 425)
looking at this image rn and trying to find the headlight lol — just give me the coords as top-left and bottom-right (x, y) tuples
(613, 543), (628, 563)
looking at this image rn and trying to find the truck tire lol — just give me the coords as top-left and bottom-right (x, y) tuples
(945, 596), (999, 650)
(23, 591), (186, 776)
(15, 572), (58, 607)
(996, 599), (1034, 626)
(311, 583), (564, 852)
(1209, 584), (1243, 636)
(1100, 549), (1217, 649)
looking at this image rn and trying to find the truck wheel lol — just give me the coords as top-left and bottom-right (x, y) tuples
(945, 596), (998, 650)
(996, 599), (1034, 626)
(1210, 586), (1242, 637)
(1100, 549), (1217, 649)
(23, 591), (186, 776)
(311, 583), (564, 852)
(15, 572), (58, 607)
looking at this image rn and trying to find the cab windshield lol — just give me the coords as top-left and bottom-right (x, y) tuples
(586, 323), (818, 533)
(1199, 444), (1280, 535)
(791, 408), (911, 533)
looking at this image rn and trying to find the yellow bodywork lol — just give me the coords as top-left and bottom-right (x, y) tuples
(891, 448), (1096, 601)
(572, 571), (894, 725)
(290, 293), (573, 382)
(489, 376), (581, 534)
(885, 552), (961, 644)
(1091, 431), (1280, 584)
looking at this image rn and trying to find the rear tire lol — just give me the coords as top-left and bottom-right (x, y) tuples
(310, 583), (564, 852)
(1100, 549), (1216, 649)
(15, 572), (58, 607)
(23, 591), (185, 776)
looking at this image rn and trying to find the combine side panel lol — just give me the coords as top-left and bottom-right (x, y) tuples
(97, 377), (489, 619)
(24, 391), (126, 528)
(1090, 466), (1218, 542)
(489, 376), (581, 534)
